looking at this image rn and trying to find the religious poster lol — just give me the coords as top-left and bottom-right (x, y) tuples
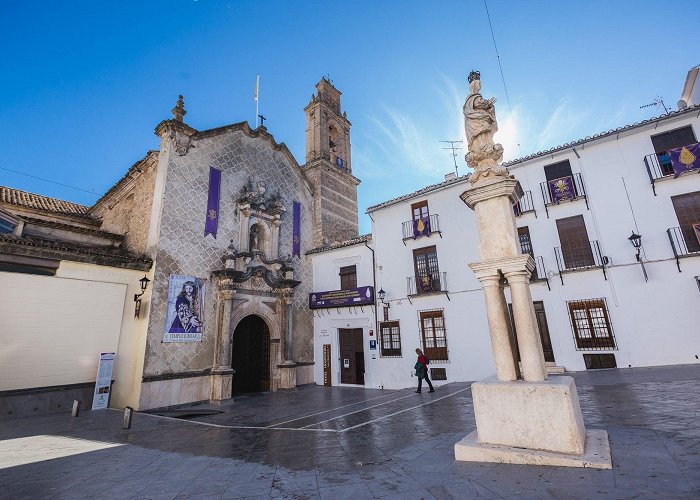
(418, 274), (434, 293)
(668, 143), (700, 178)
(204, 167), (222, 238)
(412, 216), (431, 238)
(91, 352), (115, 410)
(693, 223), (700, 247)
(163, 274), (205, 342)
(548, 175), (576, 203)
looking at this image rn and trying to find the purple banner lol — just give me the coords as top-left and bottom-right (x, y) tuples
(412, 216), (431, 238)
(693, 223), (700, 246)
(293, 201), (301, 257)
(669, 143), (700, 178)
(309, 286), (374, 309)
(548, 175), (576, 203)
(417, 275), (434, 293)
(204, 167), (221, 238)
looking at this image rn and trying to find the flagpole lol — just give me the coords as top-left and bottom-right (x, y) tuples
(254, 75), (260, 128)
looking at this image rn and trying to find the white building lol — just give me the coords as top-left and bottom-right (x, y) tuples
(310, 75), (700, 390)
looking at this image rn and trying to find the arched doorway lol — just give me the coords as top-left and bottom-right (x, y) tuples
(231, 315), (271, 394)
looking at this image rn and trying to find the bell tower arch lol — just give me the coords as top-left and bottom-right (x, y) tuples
(302, 77), (360, 247)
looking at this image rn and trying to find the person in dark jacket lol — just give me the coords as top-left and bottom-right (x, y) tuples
(414, 348), (435, 393)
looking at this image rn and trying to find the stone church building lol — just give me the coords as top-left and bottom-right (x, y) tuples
(0, 78), (360, 413)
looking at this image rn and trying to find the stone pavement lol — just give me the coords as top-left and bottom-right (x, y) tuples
(1, 364), (700, 499)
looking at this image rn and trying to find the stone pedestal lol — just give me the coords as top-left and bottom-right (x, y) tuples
(210, 369), (234, 400)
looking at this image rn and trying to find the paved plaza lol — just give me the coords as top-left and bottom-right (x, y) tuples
(1, 364), (700, 499)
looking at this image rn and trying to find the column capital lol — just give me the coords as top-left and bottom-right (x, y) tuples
(460, 177), (523, 209)
(502, 269), (532, 284)
(469, 254), (534, 279)
(217, 289), (237, 301)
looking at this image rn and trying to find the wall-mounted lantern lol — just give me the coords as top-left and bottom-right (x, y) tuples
(377, 288), (390, 308)
(628, 232), (647, 282)
(134, 274), (151, 318)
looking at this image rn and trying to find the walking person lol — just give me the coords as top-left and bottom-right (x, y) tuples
(414, 348), (434, 393)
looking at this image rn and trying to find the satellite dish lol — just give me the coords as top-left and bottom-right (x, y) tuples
(678, 99), (688, 110)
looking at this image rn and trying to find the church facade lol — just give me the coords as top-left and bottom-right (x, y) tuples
(0, 78), (360, 414)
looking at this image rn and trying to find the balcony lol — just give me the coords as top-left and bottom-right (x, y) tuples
(539, 173), (589, 218)
(554, 240), (608, 284)
(407, 272), (449, 299)
(531, 255), (551, 289)
(667, 226), (700, 272)
(401, 214), (441, 243)
(513, 190), (537, 218)
(644, 146), (700, 196)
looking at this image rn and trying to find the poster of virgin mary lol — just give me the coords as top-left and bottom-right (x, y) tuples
(163, 274), (205, 342)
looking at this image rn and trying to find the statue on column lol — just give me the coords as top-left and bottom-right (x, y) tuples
(463, 71), (509, 184)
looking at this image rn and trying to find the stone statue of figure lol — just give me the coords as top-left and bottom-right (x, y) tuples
(463, 71), (508, 184)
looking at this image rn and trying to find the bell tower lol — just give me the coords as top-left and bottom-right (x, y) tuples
(302, 77), (360, 247)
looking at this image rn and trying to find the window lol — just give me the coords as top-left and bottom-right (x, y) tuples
(671, 191), (700, 253)
(411, 200), (429, 221)
(583, 354), (617, 370)
(651, 126), (697, 176)
(379, 321), (401, 357)
(556, 215), (594, 268)
(568, 299), (616, 350)
(339, 265), (357, 290)
(0, 218), (16, 234)
(544, 160), (573, 181)
(430, 368), (447, 380)
(413, 246), (441, 293)
(420, 309), (448, 361)
(518, 226), (534, 256)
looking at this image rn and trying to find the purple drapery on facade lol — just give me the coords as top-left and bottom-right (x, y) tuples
(204, 167), (222, 238)
(669, 143), (700, 178)
(412, 216), (431, 238)
(293, 201), (301, 257)
(548, 175), (576, 203)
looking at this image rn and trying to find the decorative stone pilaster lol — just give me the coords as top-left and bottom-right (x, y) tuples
(211, 286), (235, 401)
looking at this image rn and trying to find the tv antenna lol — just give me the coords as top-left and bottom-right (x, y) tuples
(440, 140), (463, 176)
(640, 96), (669, 114)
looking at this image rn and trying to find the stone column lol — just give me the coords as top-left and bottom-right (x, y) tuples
(211, 287), (235, 400)
(504, 269), (547, 382)
(474, 272), (519, 381)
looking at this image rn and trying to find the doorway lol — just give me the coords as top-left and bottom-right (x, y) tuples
(338, 328), (365, 385)
(508, 301), (555, 363)
(231, 315), (271, 394)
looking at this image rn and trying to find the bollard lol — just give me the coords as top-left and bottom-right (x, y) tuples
(123, 406), (133, 429)
(71, 400), (80, 417)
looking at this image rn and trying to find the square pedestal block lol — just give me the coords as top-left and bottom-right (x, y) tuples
(472, 376), (585, 454)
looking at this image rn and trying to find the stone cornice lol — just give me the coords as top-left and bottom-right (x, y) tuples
(21, 216), (124, 242)
(460, 177), (523, 209)
(301, 159), (361, 186)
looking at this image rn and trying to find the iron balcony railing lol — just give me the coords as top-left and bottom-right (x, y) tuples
(645, 147), (700, 195)
(531, 255), (550, 287)
(554, 240), (607, 284)
(401, 214), (441, 240)
(539, 172), (589, 217)
(513, 190), (536, 217)
(667, 226), (700, 272)
(407, 272), (448, 296)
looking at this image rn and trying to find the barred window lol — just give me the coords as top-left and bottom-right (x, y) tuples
(568, 299), (616, 350)
(419, 309), (448, 361)
(379, 321), (401, 357)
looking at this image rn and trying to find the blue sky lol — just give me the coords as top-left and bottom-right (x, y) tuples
(2, 1), (697, 235)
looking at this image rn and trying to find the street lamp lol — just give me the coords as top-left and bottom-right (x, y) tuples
(627, 232), (647, 282)
(134, 274), (151, 318)
(377, 288), (390, 307)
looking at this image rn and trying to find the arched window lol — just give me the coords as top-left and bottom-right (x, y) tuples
(328, 124), (338, 152)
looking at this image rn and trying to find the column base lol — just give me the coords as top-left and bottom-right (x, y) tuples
(471, 376), (587, 454)
(454, 429), (611, 469)
(210, 369), (233, 401)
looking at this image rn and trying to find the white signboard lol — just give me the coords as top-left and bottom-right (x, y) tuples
(91, 352), (115, 410)
(163, 274), (205, 342)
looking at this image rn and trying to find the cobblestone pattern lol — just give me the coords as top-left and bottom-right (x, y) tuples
(144, 129), (315, 376)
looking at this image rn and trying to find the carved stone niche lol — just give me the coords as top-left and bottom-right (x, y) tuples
(236, 178), (286, 260)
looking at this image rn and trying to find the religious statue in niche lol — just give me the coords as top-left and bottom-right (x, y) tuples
(463, 70), (509, 184)
(249, 224), (262, 252)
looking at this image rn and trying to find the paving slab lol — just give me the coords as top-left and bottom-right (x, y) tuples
(1, 364), (700, 499)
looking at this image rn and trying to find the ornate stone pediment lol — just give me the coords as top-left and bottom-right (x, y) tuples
(237, 178), (285, 215)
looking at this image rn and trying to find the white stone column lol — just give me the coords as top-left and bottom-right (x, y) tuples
(475, 273), (519, 381)
(504, 269), (547, 382)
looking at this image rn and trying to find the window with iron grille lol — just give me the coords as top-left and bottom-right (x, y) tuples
(430, 368), (447, 380)
(671, 191), (700, 253)
(411, 200), (429, 220)
(419, 309), (448, 361)
(339, 265), (357, 290)
(379, 321), (402, 357)
(544, 160), (573, 181)
(556, 215), (594, 268)
(413, 246), (440, 292)
(518, 226), (534, 256)
(567, 299), (616, 350)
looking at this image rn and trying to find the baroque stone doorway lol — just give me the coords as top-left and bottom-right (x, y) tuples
(232, 315), (271, 394)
